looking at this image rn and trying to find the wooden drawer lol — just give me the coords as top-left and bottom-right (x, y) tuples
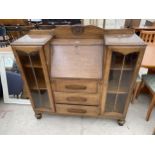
(54, 92), (99, 106)
(53, 80), (98, 93)
(56, 104), (99, 116)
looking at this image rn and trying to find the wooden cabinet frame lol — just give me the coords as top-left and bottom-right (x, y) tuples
(12, 45), (55, 114)
(11, 26), (146, 125)
(101, 46), (145, 120)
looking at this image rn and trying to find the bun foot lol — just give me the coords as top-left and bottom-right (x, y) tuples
(35, 113), (42, 119)
(117, 119), (125, 126)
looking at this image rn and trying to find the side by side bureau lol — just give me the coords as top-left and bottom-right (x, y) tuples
(11, 26), (146, 126)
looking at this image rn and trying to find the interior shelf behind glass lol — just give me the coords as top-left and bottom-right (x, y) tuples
(111, 52), (138, 70)
(18, 51), (42, 68)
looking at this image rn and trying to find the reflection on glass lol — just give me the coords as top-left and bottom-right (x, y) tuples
(3, 56), (26, 99)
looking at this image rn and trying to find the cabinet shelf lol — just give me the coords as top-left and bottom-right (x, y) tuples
(23, 59), (42, 68)
(110, 67), (133, 71)
(108, 78), (130, 94)
(29, 79), (46, 90)
(111, 63), (134, 71)
(24, 64), (42, 68)
(30, 87), (47, 90)
(108, 85), (128, 94)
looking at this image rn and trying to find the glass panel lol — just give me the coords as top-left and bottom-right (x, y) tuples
(34, 68), (46, 89)
(16, 50), (51, 110)
(40, 90), (51, 108)
(108, 70), (121, 92)
(105, 93), (116, 112)
(115, 94), (128, 113)
(24, 67), (36, 89)
(31, 90), (41, 108)
(104, 51), (139, 114)
(111, 52), (124, 69)
(120, 70), (133, 92)
(31, 90), (51, 109)
(30, 52), (41, 68)
(125, 52), (138, 69)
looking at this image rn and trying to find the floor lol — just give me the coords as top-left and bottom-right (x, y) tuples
(0, 94), (155, 135)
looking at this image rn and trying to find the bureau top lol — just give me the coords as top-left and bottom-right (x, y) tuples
(11, 34), (52, 46)
(104, 34), (146, 46)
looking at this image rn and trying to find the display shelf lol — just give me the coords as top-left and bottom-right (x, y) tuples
(110, 68), (133, 71)
(23, 62), (42, 68)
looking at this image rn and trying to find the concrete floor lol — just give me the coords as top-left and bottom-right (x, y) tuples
(0, 94), (155, 135)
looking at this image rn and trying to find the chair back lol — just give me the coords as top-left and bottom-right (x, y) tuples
(140, 30), (155, 43)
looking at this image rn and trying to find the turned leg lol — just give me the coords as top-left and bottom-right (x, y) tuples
(131, 82), (141, 103)
(146, 95), (155, 121)
(136, 81), (144, 99)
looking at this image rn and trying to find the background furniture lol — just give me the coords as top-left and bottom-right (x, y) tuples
(140, 30), (155, 43)
(5, 25), (34, 41)
(144, 20), (154, 26)
(6, 71), (23, 98)
(131, 31), (155, 103)
(137, 74), (155, 121)
(133, 26), (155, 36)
(133, 44), (155, 121)
(0, 19), (29, 26)
(41, 19), (82, 25)
(11, 26), (146, 125)
(0, 26), (10, 47)
(131, 75), (142, 103)
(0, 46), (30, 104)
(141, 44), (155, 73)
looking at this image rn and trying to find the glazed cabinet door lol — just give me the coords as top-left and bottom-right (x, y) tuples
(102, 46), (144, 117)
(12, 46), (55, 112)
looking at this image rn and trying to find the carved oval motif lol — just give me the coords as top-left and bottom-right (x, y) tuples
(71, 26), (84, 35)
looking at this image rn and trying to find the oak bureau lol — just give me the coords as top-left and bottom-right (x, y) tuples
(11, 26), (146, 125)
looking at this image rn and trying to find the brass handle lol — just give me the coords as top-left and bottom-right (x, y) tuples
(65, 85), (87, 90)
(67, 108), (87, 113)
(66, 96), (87, 102)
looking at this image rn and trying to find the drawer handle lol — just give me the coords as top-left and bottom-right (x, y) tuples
(66, 96), (87, 102)
(65, 85), (87, 90)
(67, 108), (87, 113)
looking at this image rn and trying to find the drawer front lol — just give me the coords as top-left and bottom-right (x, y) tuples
(54, 92), (99, 106)
(53, 80), (98, 93)
(56, 104), (99, 116)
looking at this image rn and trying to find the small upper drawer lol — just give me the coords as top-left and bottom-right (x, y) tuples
(53, 80), (98, 93)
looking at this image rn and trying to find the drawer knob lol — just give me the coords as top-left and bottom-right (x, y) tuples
(66, 96), (87, 102)
(65, 85), (87, 90)
(67, 108), (87, 113)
